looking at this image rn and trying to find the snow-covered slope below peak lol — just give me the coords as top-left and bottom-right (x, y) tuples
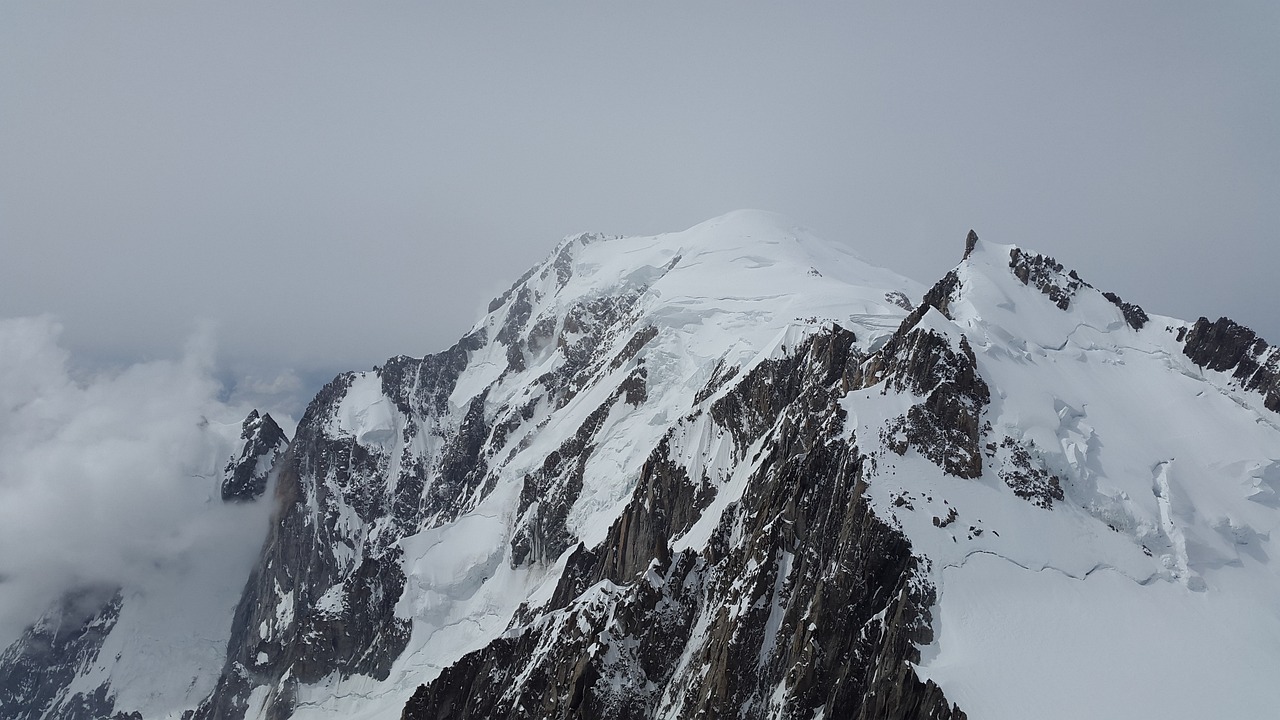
(471, 208), (921, 384)
(852, 234), (1280, 720)
(944, 236), (1143, 347)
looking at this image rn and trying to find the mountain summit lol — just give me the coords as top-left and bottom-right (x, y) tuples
(4, 213), (1278, 720)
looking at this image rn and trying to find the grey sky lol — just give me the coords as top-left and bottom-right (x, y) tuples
(3, 2), (1277, 398)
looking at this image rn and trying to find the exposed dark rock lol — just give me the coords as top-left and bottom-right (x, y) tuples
(1008, 247), (1089, 311)
(709, 326), (860, 450)
(691, 360), (741, 405)
(0, 586), (123, 720)
(424, 390), (491, 522)
(192, 237), (977, 720)
(920, 271), (962, 320)
(996, 437), (1064, 509)
(884, 290), (915, 312)
(538, 233), (606, 292)
(864, 318), (990, 479)
(198, 232), (691, 719)
(610, 325), (659, 370)
(195, 372), (413, 720)
(527, 314), (558, 354)
(497, 288), (535, 372)
(1102, 292), (1149, 331)
(404, 551), (704, 720)
(933, 507), (958, 528)
(545, 543), (604, 613)
(222, 410), (289, 502)
(962, 229), (979, 260)
(594, 435), (712, 582)
(488, 397), (540, 459)
(295, 546), (411, 680)
(379, 328), (486, 418)
(619, 365), (648, 406)
(554, 295), (641, 402)
(1182, 317), (1280, 412)
(200, 322), (494, 718)
(195, 443), (412, 719)
(488, 263), (542, 314)
(511, 393), (621, 567)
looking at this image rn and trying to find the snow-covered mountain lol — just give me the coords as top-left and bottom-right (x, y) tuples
(4, 210), (1278, 719)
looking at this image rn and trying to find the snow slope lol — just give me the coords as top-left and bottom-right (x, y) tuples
(854, 238), (1280, 719)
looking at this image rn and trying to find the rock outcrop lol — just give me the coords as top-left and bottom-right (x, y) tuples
(222, 410), (289, 502)
(1180, 316), (1280, 412)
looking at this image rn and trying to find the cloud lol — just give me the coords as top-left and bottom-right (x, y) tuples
(225, 368), (307, 433)
(0, 316), (282, 649)
(3, 3), (1275, 378)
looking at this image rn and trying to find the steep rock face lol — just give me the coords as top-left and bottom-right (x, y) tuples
(222, 410), (290, 502)
(195, 373), (418, 720)
(1180, 316), (1280, 412)
(403, 328), (965, 719)
(0, 587), (126, 720)
(858, 267), (991, 481)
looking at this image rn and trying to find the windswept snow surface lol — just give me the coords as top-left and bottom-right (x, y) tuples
(856, 238), (1280, 719)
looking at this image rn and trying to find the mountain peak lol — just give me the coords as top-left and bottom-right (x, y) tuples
(478, 212), (923, 373)
(221, 409), (289, 502)
(680, 208), (808, 239)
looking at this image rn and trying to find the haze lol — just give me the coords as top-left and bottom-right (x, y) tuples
(2, 2), (1277, 403)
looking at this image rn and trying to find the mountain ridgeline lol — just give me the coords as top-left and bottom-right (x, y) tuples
(5, 211), (1280, 720)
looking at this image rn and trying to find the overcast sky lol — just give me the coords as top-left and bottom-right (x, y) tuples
(2, 2), (1277, 406)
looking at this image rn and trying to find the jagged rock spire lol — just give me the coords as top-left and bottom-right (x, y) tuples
(221, 409), (289, 502)
(963, 229), (980, 260)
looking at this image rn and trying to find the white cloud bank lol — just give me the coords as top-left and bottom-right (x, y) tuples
(0, 316), (285, 650)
